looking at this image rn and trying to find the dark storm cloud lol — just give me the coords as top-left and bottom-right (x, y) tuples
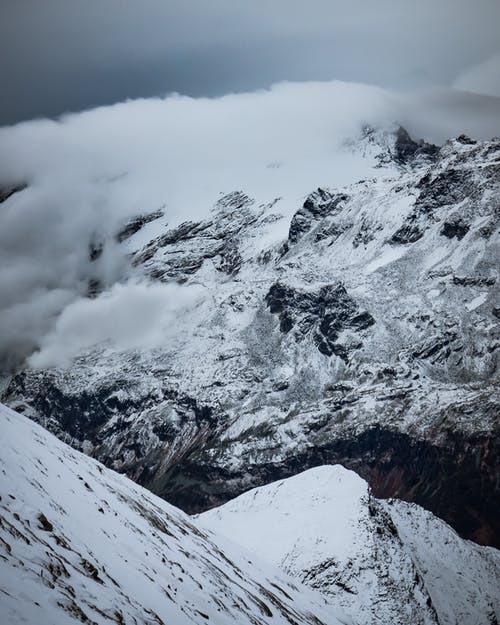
(1, 0), (500, 124)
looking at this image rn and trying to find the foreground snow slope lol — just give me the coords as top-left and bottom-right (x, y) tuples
(200, 465), (500, 625)
(0, 402), (346, 625)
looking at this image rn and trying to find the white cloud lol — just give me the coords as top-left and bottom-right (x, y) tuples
(28, 282), (205, 368)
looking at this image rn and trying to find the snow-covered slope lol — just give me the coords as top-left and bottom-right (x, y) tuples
(199, 465), (500, 625)
(2, 128), (499, 545)
(0, 402), (347, 625)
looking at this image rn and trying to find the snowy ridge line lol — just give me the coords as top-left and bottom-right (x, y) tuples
(0, 402), (347, 625)
(200, 465), (500, 625)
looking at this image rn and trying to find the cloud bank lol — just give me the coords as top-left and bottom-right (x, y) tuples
(28, 282), (205, 368)
(0, 80), (499, 369)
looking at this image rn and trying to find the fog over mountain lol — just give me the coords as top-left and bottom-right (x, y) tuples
(1, 79), (499, 368)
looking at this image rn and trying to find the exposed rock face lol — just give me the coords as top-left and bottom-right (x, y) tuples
(288, 189), (349, 244)
(265, 282), (375, 360)
(130, 191), (262, 281)
(392, 125), (440, 165)
(2, 128), (499, 546)
(0, 182), (26, 204)
(389, 166), (479, 244)
(115, 208), (164, 243)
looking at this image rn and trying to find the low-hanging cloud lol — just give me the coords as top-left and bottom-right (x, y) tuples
(28, 282), (206, 369)
(0, 80), (499, 369)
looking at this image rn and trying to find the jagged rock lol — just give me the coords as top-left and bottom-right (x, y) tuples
(130, 192), (262, 282)
(115, 208), (164, 243)
(88, 237), (104, 261)
(453, 275), (496, 287)
(456, 134), (477, 145)
(440, 218), (470, 239)
(87, 278), (102, 298)
(390, 165), (479, 244)
(0, 182), (26, 204)
(288, 189), (348, 244)
(393, 126), (439, 165)
(265, 282), (375, 360)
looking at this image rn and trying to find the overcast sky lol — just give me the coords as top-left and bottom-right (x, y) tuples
(2, 0), (500, 125)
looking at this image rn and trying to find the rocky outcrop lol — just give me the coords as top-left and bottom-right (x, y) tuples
(288, 189), (349, 244)
(130, 191), (265, 281)
(0, 182), (26, 204)
(265, 282), (375, 360)
(392, 125), (440, 165)
(115, 208), (164, 242)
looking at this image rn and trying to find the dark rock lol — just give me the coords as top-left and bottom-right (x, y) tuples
(352, 220), (383, 248)
(314, 222), (347, 243)
(416, 169), (473, 212)
(88, 239), (104, 262)
(393, 126), (439, 165)
(456, 135), (477, 145)
(440, 220), (470, 240)
(411, 331), (460, 363)
(478, 219), (498, 239)
(37, 512), (54, 532)
(288, 189), (348, 244)
(130, 193), (260, 282)
(453, 275), (496, 287)
(390, 168), (473, 244)
(0, 183), (27, 204)
(214, 244), (242, 275)
(115, 209), (164, 243)
(389, 220), (425, 245)
(87, 278), (102, 298)
(265, 282), (374, 361)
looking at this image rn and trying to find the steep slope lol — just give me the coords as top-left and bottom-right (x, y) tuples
(199, 465), (500, 625)
(0, 402), (346, 625)
(2, 128), (499, 544)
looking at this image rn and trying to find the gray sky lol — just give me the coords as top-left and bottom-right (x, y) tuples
(2, 0), (500, 125)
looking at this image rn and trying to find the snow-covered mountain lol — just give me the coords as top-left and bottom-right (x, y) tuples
(2, 127), (499, 547)
(200, 465), (500, 625)
(0, 402), (348, 625)
(2, 400), (498, 625)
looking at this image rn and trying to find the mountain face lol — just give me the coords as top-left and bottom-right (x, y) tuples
(2, 128), (499, 546)
(0, 402), (346, 625)
(199, 465), (500, 625)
